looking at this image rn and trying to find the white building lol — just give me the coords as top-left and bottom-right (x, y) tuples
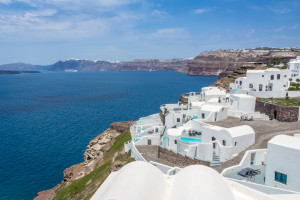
(222, 134), (300, 193)
(91, 161), (300, 200)
(229, 94), (256, 114)
(162, 119), (255, 164)
(288, 56), (300, 82)
(230, 68), (290, 92)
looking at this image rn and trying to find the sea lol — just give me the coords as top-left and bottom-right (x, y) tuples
(0, 71), (217, 200)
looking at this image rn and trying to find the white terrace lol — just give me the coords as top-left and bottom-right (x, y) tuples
(222, 134), (300, 193)
(161, 119), (255, 166)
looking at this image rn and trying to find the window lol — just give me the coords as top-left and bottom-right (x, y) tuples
(236, 81), (238, 84)
(174, 140), (177, 144)
(239, 81), (242, 85)
(275, 171), (287, 184)
(262, 75), (264, 77)
(284, 75), (287, 78)
(177, 118), (180, 122)
(249, 83), (253, 88)
(259, 84), (263, 91)
(271, 75), (274, 80)
(147, 139), (151, 145)
(202, 113), (205, 119)
(222, 140), (226, 146)
(235, 142), (237, 146)
(212, 137), (216, 141)
(284, 85), (286, 87)
(277, 74), (280, 80)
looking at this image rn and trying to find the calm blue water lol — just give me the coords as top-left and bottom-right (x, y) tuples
(0, 71), (217, 200)
(180, 137), (202, 143)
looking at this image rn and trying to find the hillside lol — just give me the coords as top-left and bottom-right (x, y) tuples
(187, 47), (300, 76)
(48, 58), (190, 72)
(35, 121), (135, 200)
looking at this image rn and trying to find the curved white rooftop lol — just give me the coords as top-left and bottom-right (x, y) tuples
(91, 161), (166, 200)
(265, 68), (281, 71)
(169, 165), (235, 200)
(91, 161), (285, 200)
(227, 125), (255, 137)
(269, 135), (300, 150)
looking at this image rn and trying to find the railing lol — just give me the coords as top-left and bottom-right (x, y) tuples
(131, 142), (146, 161)
(124, 140), (132, 153)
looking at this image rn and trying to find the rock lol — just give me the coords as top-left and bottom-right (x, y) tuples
(34, 184), (60, 200)
(187, 48), (300, 76)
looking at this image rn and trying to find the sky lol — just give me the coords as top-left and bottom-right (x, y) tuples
(0, 0), (299, 65)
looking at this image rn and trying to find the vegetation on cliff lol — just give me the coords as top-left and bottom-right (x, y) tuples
(53, 130), (134, 200)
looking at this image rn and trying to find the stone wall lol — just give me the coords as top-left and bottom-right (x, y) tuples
(158, 147), (210, 168)
(255, 100), (299, 122)
(179, 94), (188, 105)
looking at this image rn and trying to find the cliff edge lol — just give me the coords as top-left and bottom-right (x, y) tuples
(35, 121), (135, 200)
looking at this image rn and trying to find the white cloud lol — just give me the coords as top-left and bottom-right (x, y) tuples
(0, 0), (11, 4)
(192, 8), (209, 14)
(273, 26), (285, 32)
(150, 28), (189, 39)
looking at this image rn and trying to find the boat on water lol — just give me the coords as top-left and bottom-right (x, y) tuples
(65, 69), (78, 72)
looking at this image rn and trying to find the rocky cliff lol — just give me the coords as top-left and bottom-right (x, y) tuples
(187, 48), (300, 76)
(35, 121), (135, 200)
(48, 58), (190, 72)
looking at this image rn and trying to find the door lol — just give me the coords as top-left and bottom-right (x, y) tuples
(147, 139), (151, 145)
(274, 110), (277, 120)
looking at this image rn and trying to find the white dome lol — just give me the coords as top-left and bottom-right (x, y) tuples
(169, 165), (235, 200)
(92, 161), (166, 200)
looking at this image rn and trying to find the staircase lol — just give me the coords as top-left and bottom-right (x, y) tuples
(210, 153), (221, 168)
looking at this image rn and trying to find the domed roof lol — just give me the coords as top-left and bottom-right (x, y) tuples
(92, 161), (166, 200)
(169, 165), (235, 200)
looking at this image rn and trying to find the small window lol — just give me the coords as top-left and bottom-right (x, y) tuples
(262, 75), (264, 77)
(284, 85), (286, 87)
(235, 142), (237, 146)
(212, 137), (216, 141)
(236, 81), (238, 84)
(177, 118), (180, 122)
(222, 140), (226, 146)
(239, 81), (242, 85)
(275, 171), (287, 184)
(277, 74), (280, 80)
(284, 75), (287, 78)
(174, 140), (177, 144)
(249, 83), (253, 88)
(271, 75), (274, 80)
(259, 84), (263, 91)
(202, 113), (205, 119)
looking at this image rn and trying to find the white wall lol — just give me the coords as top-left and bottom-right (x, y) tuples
(196, 143), (213, 161)
(265, 142), (300, 192)
(135, 135), (161, 146)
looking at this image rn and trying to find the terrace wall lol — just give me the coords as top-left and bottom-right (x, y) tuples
(158, 146), (210, 168)
(255, 100), (299, 122)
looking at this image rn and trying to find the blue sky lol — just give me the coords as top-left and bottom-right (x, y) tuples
(0, 0), (299, 65)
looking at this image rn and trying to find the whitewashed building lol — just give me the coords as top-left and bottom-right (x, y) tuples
(230, 68), (290, 92)
(222, 134), (300, 193)
(91, 161), (300, 200)
(288, 56), (300, 82)
(161, 119), (255, 165)
(229, 94), (256, 114)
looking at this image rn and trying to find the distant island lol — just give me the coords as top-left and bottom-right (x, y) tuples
(0, 70), (40, 75)
(1, 47), (300, 76)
